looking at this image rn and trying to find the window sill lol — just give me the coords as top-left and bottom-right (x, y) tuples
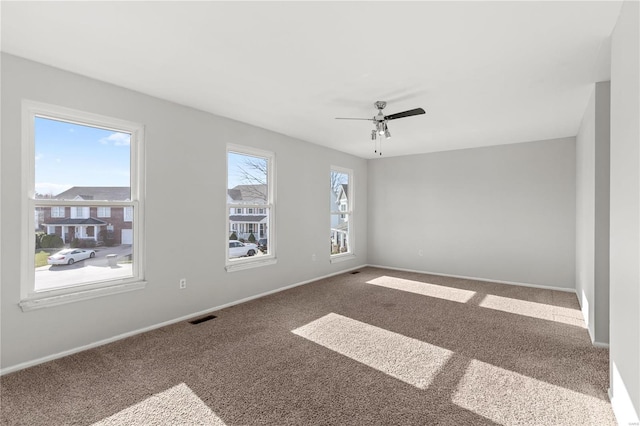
(330, 253), (357, 264)
(226, 257), (277, 272)
(19, 280), (147, 312)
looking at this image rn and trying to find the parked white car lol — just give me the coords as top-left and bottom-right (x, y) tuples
(229, 240), (258, 258)
(47, 248), (96, 265)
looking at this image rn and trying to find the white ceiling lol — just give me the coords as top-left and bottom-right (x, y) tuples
(1, 1), (623, 159)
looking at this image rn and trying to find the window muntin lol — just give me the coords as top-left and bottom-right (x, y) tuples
(226, 145), (275, 270)
(330, 168), (353, 257)
(22, 101), (145, 309)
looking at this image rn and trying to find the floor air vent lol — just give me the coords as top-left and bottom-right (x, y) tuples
(351, 271), (360, 274)
(189, 315), (217, 325)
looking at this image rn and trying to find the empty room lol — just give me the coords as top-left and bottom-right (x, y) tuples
(1, 1), (639, 425)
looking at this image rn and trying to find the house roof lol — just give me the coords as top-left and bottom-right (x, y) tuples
(227, 185), (267, 203)
(229, 215), (267, 223)
(52, 187), (130, 201)
(43, 217), (108, 226)
(338, 184), (348, 199)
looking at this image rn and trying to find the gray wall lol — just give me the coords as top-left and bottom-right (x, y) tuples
(609, 0), (640, 422)
(367, 138), (576, 289)
(575, 81), (610, 345)
(0, 54), (368, 370)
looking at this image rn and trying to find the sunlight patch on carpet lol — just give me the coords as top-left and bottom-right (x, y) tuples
(92, 383), (226, 425)
(452, 359), (615, 425)
(366, 276), (584, 327)
(292, 313), (452, 389)
(479, 294), (585, 327)
(366, 276), (476, 303)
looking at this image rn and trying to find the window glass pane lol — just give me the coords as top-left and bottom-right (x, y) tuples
(228, 150), (270, 261)
(227, 152), (267, 205)
(33, 115), (135, 292)
(35, 116), (131, 201)
(35, 206), (134, 291)
(331, 214), (349, 254)
(330, 170), (350, 255)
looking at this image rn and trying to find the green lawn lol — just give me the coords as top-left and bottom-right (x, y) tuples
(35, 250), (53, 268)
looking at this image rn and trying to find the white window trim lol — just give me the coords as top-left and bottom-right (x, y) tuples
(330, 165), (355, 263)
(226, 144), (276, 272)
(21, 100), (146, 310)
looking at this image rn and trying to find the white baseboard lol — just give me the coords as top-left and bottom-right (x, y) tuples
(366, 264), (577, 294)
(0, 264), (366, 376)
(610, 362), (640, 425)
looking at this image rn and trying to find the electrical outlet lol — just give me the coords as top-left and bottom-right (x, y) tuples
(418, 249), (424, 257)
(179, 278), (187, 289)
(312, 254), (316, 262)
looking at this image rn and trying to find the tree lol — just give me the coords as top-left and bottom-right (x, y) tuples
(232, 156), (268, 201)
(330, 171), (347, 196)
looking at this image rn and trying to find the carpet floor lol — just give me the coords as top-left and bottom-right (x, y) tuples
(1, 267), (615, 425)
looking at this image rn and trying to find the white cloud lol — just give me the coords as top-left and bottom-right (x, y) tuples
(35, 153), (44, 161)
(99, 132), (130, 146)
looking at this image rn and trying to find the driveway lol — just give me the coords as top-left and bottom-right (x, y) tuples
(35, 245), (133, 291)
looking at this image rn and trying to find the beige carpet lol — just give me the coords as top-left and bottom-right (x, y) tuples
(1, 267), (615, 425)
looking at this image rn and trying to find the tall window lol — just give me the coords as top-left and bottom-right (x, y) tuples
(226, 144), (275, 271)
(330, 167), (353, 258)
(21, 101), (145, 310)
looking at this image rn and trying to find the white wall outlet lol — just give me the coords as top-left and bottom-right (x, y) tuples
(179, 278), (187, 289)
(418, 249), (424, 257)
(312, 254), (317, 261)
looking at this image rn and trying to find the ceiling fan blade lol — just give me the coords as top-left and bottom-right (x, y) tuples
(335, 117), (373, 121)
(384, 108), (426, 121)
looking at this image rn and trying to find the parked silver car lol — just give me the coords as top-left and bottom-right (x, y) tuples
(228, 240), (258, 258)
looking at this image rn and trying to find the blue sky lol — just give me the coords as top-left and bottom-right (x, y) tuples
(34, 117), (131, 196)
(227, 151), (267, 189)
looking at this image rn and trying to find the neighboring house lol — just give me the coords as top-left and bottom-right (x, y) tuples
(331, 184), (348, 253)
(39, 187), (133, 245)
(227, 184), (268, 240)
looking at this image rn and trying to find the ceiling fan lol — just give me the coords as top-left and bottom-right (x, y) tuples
(335, 101), (426, 155)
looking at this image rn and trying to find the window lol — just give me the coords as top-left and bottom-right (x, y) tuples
(97, 207), (111, 218)
(226, 145), (275, 271)
(21, 101), (145, 311)
(71, 206), (90, 219)
(330, 167), (353, 260)
(51, 206), (65, 218)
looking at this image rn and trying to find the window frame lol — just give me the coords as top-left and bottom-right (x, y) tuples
(330, 166), (355, 263)
(226, 144), (276, 272)
(20, 100), (146, 311)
